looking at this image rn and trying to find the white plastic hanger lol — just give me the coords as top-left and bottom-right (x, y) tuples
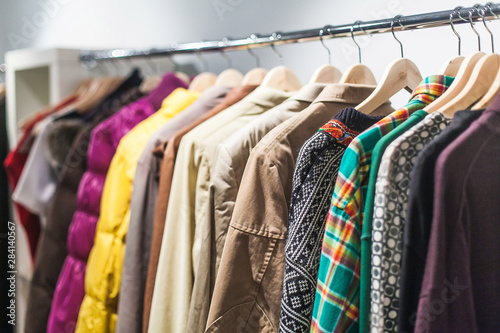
(356, 16), (423, 114)
(261, 38), (302, 92)
(308, 27), (342, 84)
(339, 22), (377, 85)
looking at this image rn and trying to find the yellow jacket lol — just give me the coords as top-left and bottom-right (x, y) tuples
(75, 88), (199, 333)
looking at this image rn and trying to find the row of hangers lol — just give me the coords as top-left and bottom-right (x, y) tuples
(181, 3), (500, 117)
(69, 3), (500, 121)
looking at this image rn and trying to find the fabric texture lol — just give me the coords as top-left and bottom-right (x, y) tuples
(49, 73), (186, 332)
(142, 85), (256, 333)
(311, 75), (451, 333)
(4, 95), (78, 261)
(12, 70), (142, 228)
(149, 86), (290, 333)
(369, 112), (451, 333)
(75, 88), (198, 333)
(206, 83), (394, 333)
(12, 114), (84, 223)
(117, 86), (229, 333)
(188, 83), (326, 333)
(397, 110), (483, 332)
(414, 99), (500, 333)
(359, 77), (453, 333)
(27, 87), (144, 333)
(279, 108), (383, 333)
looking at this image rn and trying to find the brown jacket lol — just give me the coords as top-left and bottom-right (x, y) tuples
(143, 85), (257, 333)
(205, 84), (393, 332)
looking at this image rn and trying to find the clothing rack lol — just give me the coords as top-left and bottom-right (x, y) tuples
(80, 3), (500, 64)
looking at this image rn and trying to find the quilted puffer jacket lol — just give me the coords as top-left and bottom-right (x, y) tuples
(75, 88), (199, 333)
(48, 73), (188, 332)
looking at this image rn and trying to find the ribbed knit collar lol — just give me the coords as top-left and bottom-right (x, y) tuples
(333, 107), (385, 133)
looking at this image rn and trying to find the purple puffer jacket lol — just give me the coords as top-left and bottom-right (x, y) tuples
(47, 73), (188, 333)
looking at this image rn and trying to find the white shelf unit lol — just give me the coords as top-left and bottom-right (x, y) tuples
(5, 48), (88, 147)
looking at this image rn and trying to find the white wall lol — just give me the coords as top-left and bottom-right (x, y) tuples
(2, 0), (500, 105)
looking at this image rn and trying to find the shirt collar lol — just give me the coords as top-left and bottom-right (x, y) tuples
(406, 75), (454, 106)
(241, 85), (293, 108)
(312, 83), (390, 106)
(286, 83), (327, 103)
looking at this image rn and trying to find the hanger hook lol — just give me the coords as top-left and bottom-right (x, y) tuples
(270, 33), (284, 65)
(477, 4), (494, 53)
(450, 7), (463, 56)
(391, 15), (404, 58)
(219, 49), (232, 69)
(319, 26), (332, 65)
(351, 21), (363, 63)
(468, 7), (481, 52)
(145, 53), (159, 76)
(112, 58), (121, 76)
(196, 43), (209, 72)
(486, 2), (500, 18)
(246, 45), (260, 68)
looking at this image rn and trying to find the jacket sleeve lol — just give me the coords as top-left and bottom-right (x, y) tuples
(187, 143), (237, 333)
(206, 149), (287, 332)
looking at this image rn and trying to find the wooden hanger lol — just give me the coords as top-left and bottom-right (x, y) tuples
(242, 68), (267, 85)
(72, 76), (123, 114)
(188, 51), (217, 92)
(261, 65), (302, 92)
(356, 58), (422, 114)
(308, 29), (342, 84)
(241, 47), (268, 85)
(356, 17), (423, 114)
(339, 64), (377, 85)
(72, 77), (94, 96)
(261, 41), (302, 92)
(471, 4), (500, 110)
(309, 65), (342, 84)
(439, 53), (500, 116)
(424, 52), (486, 113)
(189, 72), (217, 92)
(439, 56), (465, 77)
(215, 68), (243, 88)
(339, 23), (377, 85)
(214, 50), (243, 88)
(472, 67), (500, 109)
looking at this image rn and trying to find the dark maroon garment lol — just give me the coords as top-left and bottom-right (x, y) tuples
(415, 96), (500, 333)
(398, 109), (484, 333)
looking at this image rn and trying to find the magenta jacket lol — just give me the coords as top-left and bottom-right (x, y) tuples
(47, 73), (187, 332)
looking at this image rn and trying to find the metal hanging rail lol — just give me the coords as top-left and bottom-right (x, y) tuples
(80, 3), (500, 64)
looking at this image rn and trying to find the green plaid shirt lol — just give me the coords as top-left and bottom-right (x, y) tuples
(310, 75), (453, 333)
